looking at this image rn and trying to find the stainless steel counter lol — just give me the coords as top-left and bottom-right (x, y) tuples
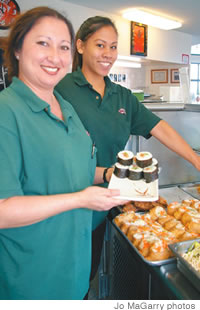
(184, 103), (200, 111)
(143, 101), (200, 111)
(144, 102), (184, 111)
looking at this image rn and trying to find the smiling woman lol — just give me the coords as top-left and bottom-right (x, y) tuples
(55, 15), (161, 292)
(15, 17), (72, 97)
(56, 15), (200, 298)
(0, 7), (125, 300)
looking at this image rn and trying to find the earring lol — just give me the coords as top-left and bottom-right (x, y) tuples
(16, 55), (19, 60)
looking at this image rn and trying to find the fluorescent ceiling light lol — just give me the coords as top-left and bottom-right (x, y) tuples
(123, 9), (182, 30)
(118, 55), (141, 62)
(114, 60), (141, 68)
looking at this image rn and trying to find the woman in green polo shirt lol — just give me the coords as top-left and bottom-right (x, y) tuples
(56, 16), (200, 286)
(0, 8), (126, 300)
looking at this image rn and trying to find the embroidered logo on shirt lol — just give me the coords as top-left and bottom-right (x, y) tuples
(118, 108), (126, 115)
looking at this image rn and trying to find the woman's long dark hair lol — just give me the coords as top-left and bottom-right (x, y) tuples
(1, 6), (75, 81)
(72, 16), (118, 72)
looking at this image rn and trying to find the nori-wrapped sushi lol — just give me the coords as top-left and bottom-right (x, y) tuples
(152, 158), (158, 168)
(114, 163), (129, 178)
(143, 165), (158, 183)
(128, 165), (143, 180)
(135, 151), (152, 168)
(117, 150), (134, 166)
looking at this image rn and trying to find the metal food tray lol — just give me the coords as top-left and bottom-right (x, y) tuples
(113, 186), (200, 266)
(169, 239), (200, 293)
(112, 219), (176, 266)
(159, 186), (197, 203)
(178, 183), (200, 200)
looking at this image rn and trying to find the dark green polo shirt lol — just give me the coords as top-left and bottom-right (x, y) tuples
(56, 68), (161, 227)
(0, 77), (96, 300)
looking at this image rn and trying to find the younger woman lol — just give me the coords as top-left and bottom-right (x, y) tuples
(56, 16), (200, 284)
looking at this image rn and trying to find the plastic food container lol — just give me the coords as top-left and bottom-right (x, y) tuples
(132, 90), (144, 102)
(169, 239), (200, 292)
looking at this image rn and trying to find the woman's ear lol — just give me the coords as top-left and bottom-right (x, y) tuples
(76, 39), (84, 54)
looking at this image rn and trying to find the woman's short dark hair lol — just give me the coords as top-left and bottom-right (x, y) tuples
(72, 16), (118, 72)
(2, 6), (75, 80)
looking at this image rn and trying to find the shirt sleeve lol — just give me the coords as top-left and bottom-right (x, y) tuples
(0, 119), (24, 199)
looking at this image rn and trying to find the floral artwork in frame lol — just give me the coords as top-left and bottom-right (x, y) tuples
(130, 21), (148, 56)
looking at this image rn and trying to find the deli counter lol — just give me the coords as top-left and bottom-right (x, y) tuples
(100, 103), (200, 300)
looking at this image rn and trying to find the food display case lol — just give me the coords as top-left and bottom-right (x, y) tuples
(101, 103), (200, 300)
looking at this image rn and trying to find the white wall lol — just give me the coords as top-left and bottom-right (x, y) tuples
(0, 0), (193, 97)
(148, 26), (192, 64)
(192, 35), (200, 46)
(0, 0), (131, 58)
(0, 0), (193, 64)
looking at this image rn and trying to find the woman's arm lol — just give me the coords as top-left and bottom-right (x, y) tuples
(0, 186), (125, 229)
(151, 120), (200, 170)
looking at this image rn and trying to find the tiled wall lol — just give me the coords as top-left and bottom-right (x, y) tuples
(110, 63), (188, 99)
(109, 66), (146, 91)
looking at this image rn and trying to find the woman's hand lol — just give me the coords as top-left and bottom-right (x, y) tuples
(0, 187), (127, 229)
(79, 186), (127, 211)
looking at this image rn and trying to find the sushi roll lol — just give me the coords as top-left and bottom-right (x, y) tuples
(143, 165), (158, 183)
(114, 163), (128, 178)
(128, 164), (143, 180)
(117, 150), (134, 166)
(152, 158), (158, 168)
(135, 152), (152, 168)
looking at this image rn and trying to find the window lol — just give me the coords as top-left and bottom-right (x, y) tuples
(191, 44), (200, 55)
(190, 44), (200, 102)
(190, 63), (200, 102)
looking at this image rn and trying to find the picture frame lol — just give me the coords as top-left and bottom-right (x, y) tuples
(0, 0), (20, 29)
(130, 21), (148, 56)
(170, 68), (180, 83)
(151, 69), (168, 84)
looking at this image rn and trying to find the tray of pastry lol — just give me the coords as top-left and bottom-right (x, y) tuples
(112, 216), (176, 266)
(118, 186), (197, 213)
(169, 239), (200, 292)
(117, 196), (167, 213)
(113, 194), (200, 266)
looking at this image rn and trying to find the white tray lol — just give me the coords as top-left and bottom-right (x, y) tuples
(108, 173), (158, 201)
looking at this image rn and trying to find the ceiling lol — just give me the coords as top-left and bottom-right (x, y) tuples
(64, 0), (200, 40)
